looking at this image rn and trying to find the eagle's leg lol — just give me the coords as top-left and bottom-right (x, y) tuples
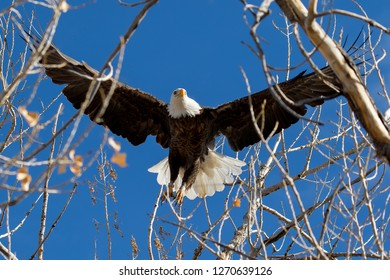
(161, 182), (175, 202)
(167, 182), (175, 197)
(175, 160), (200, 204)
(161, 155), (181, 202)
(175, 184), (186, 204)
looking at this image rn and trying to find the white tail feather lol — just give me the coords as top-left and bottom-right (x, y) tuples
(147, 150), (245, 200)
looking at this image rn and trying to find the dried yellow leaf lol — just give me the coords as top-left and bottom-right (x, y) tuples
(16, 167), (31, 191)
(16, 167), (29, 181)
(70, 165), (82, 177)
(108, 137), (121, 153)
(233, 198), (241, 207)
(59, 1), (70, 12)
(69, 149), (75, 160)
(68, 150), (83, 176)
(18, 106), (39, 127)
(111, 153), (127, 168)
(69, 150), (83, 166)
(73, 155), (83, 167)
(21, 174), (32, 191)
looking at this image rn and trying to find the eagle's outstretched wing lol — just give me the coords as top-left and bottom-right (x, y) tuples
(34, 40), (171, 148)
(212, 66), (343, 151)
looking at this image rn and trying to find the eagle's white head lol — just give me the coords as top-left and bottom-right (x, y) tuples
(168, 88), (201, 118)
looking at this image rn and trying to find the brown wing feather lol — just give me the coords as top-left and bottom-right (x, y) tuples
(213, 67), (342, 151)
(39, 42), (170, 148)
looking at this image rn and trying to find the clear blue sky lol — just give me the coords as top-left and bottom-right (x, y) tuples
(2, 0), (389, 259)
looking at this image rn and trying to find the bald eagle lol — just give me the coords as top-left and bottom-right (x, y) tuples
(30, 39), (346, 203)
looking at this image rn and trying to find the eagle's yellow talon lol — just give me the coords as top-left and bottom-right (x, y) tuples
(161, 184), (175, 202)
(175, 188), (185, 205)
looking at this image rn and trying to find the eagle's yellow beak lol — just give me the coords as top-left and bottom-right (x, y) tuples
(177, 88), (186, 97)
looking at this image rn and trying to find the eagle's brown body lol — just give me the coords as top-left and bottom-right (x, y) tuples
(168, 112), (214, 192)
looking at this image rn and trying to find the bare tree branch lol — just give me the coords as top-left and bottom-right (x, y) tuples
(275, 0), (390, 163)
